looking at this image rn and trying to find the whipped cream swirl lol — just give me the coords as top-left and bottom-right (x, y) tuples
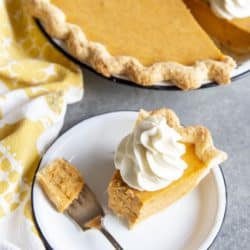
(209, 0), (250, 20)
(114, 116), (187, 191)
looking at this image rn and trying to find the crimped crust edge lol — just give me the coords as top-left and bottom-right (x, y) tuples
(27, 0), (236, 90)
(138, 108), (227, 182)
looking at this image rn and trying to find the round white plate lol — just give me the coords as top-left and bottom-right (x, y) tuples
(37, 20), (250, 89)
(32, 111), (227, 250)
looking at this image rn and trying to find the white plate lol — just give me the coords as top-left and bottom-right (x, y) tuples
(37, 20), (250, 89)
(32, 111), (227, 250)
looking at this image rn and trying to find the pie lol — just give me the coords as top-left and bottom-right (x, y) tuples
(108, 108), (227, 227)
(184, 0), (250, 54)
(37, 158), (84, 212)
(27, 0), (237, 90)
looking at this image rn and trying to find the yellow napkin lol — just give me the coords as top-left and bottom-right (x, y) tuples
(0, 0), (83, 248)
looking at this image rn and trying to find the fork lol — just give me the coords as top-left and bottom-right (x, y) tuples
(67, 184), (123, 250)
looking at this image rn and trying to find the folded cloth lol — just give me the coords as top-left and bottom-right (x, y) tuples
(0, 0), (83, 249)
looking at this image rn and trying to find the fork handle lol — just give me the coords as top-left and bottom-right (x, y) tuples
(100, 226), (123, 250)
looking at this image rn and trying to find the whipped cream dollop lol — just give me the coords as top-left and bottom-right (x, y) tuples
(114, 116), (187, 191)
(209, 0), (250, 20)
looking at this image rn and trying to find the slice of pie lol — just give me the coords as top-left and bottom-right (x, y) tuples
(184, 0), (250, 54)
(37, 158), (84, 212)
(28, 0), (236, 90)
(108, 108), (227, 227)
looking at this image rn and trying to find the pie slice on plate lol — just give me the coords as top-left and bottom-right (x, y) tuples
(108, 108), (227, 227)
(28, 0), (237, 90)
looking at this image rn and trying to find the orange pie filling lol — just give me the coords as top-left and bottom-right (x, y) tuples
(184, 0), (250, 53)
(51, 0), (224, 66)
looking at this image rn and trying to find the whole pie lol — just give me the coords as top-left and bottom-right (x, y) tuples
(28, 0), (241, 89)
(108, 108), (227, 227)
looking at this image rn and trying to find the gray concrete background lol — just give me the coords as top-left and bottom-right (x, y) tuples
(62, 69), (250, 250)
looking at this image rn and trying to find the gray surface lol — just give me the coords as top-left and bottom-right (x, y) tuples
(63, 69), (250, 250)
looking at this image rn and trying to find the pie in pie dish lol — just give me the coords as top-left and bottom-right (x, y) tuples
(28, 0), (238, 90)
(107, 108), (227, 227)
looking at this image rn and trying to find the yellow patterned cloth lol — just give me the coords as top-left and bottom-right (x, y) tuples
(0, 0), (83, 248)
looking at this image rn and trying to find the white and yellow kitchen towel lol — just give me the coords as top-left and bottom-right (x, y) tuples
(0, 0), (83, 249)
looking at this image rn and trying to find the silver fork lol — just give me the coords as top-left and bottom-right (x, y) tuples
(67, 184), (123, 250)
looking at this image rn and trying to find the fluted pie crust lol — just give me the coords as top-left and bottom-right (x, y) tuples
(28, 0), (236, 90)
(108, 108), (227, 227)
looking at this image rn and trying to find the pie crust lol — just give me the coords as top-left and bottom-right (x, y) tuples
(27, 0), (236, 90)
(137, 108), (227, 166)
